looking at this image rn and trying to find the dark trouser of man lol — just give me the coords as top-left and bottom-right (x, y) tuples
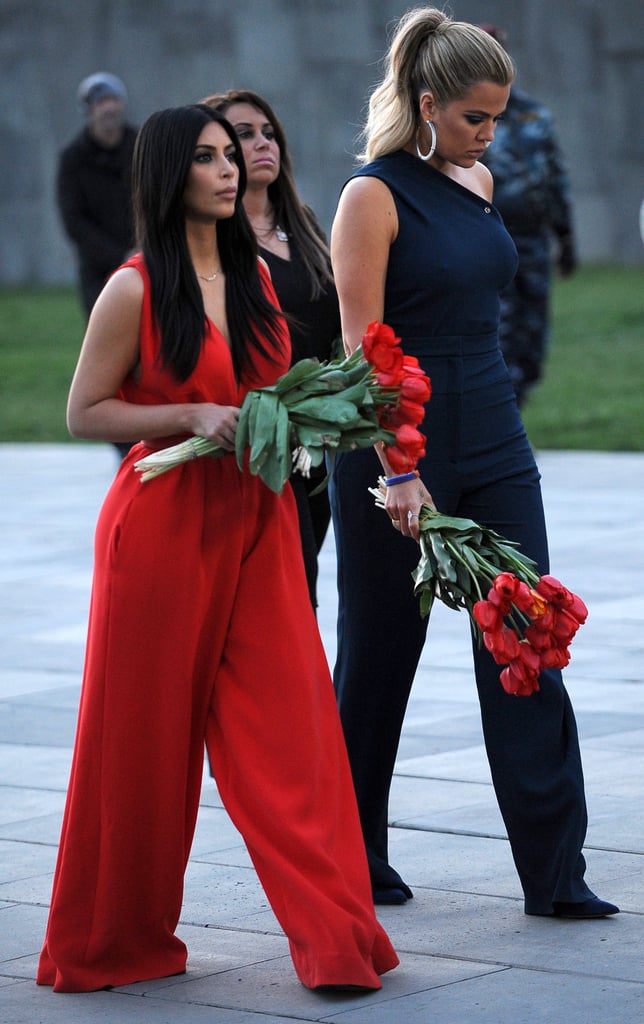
(498, 232), (551, 408)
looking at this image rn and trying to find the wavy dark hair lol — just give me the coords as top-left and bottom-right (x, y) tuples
(201, 89), (333, 300)
(132, 104), (286, 383)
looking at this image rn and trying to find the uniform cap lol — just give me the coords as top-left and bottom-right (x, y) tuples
(77, 72), (128, 109)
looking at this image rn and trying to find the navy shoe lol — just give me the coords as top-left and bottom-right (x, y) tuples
(552, 898), (620, 919)
(373, 886), (412, 905)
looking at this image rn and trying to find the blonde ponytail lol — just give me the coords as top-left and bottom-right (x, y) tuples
(359, 6), (514, 163)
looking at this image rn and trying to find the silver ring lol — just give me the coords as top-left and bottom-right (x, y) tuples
(408, 510), (419, 521)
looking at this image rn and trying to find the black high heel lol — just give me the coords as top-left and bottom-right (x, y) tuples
(373, 886), (413, 905)
(551, 898), (620, 918)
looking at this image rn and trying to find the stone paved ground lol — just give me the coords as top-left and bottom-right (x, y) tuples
(1, 444), (642, 1023)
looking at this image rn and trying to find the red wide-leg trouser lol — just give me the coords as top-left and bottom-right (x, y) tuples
(37, 452), (398, 992)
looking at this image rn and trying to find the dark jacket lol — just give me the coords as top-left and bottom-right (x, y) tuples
(57, 125), (137, 310)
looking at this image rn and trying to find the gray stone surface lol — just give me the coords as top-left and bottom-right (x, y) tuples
(0, 443), (643, 1022)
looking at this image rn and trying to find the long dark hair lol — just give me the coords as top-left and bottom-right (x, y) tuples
(202, 89), (333, 300)
(132, 104), (286, 383)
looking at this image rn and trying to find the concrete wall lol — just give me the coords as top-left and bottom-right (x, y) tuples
(1, 0), (642, 286)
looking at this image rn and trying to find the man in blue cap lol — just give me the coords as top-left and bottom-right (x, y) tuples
(57, 72), (138, 321)
(57, 73), (138, 458)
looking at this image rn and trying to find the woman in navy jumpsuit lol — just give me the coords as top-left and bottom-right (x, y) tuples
(329, 7), (618, 919)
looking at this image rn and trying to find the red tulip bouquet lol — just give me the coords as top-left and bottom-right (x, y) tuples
(370, 482), (588, 697)
(134, 321), (431, 494)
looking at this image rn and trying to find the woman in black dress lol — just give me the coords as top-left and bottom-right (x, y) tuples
(204, 89), (340, 611)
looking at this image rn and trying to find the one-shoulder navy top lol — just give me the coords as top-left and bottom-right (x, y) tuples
(348, 149), (531, 489)
(353, 150), (517, 356)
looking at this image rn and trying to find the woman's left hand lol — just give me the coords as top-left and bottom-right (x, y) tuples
(385, 476), (433, 542)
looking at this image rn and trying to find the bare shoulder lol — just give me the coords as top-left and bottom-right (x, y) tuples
(334, 175), (398, 243)
(471, 161), (494, 202)
(97, 265), (144, 308)
(339, 174), (396, 214)
(449, 161), (493, 202)
(87, 265), (144, 331)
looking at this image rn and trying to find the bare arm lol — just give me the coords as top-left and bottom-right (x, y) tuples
(331, 176), (394, 354)
(67, 267), (239, 448)
(331, 176), (433, 537)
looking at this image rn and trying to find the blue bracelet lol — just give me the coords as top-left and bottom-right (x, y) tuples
(384, 471), (418, 487)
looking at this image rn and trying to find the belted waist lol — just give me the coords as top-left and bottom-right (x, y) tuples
(400, 331), (499, 358)
(399, 331), (511, 396)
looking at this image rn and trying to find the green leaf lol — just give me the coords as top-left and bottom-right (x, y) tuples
(270, 358), (325, 394)
(418, 587), (436, 619)
(287, 395), (363, 424)
(236, 391), (260, 470)
(234, 391), (255, 464)
(248, 391), (279, 473)
(429, 532), (458, 583)
(292, 423), (342, 449)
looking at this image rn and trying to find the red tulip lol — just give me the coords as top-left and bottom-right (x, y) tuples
(566, 591), (589, 624)
(493, 572), (520, 600)
(500, 661), (540, 696)
(540, 646), (571, 670)
(362, 322), (403, 374)
(524, 624), (552, 651)
(474, 600), (503, 632)
(551, 608), (581, 641)
(376, 368), (404, 387)
(531, 606), (555, 632)
(517, 640), (541, 672)
(536, 575), (569, 606)
(484, 626), (520, 662)
(386, 441), (424, 474)
(387, 398), (427, 428)
(486, 587), (512, 616)
(400, 375), (432, 404)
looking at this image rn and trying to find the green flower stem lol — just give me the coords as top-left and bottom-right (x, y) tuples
(135, 436), (224, 481)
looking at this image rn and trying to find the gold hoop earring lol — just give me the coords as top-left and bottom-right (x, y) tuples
(415, 120), (436, 161)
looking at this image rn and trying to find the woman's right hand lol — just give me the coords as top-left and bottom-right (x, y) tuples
(186, 403), (240, 451)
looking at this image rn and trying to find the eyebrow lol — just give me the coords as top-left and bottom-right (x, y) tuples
(232, 120), (272, 129)
(195, 142), (236, 152)
(464, 107), (505, 116)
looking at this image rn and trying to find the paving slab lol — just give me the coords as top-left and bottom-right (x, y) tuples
(0, 443), (643, 1023)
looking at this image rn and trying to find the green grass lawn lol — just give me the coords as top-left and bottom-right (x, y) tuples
(0, 264), (642, 447)
(522, 264), (644, 450)
(0, 287), (85, 442)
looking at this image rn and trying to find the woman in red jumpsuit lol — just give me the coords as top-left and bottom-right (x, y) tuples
(36, 104), (398, 994)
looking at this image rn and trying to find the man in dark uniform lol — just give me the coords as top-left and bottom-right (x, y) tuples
(480, 26), (577, 408)
(57, 72), (137, 319)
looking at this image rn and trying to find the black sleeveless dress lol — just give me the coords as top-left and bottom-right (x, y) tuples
(261, 238), (340, 609)
(330, 150), (595, 914)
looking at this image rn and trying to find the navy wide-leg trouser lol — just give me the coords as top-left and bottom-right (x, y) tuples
(330, 343), (594, 914)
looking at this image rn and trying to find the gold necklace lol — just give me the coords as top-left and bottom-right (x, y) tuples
(197, 267), (220, 282)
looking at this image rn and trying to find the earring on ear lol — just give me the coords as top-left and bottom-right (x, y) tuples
(415, 120), (436, 161)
